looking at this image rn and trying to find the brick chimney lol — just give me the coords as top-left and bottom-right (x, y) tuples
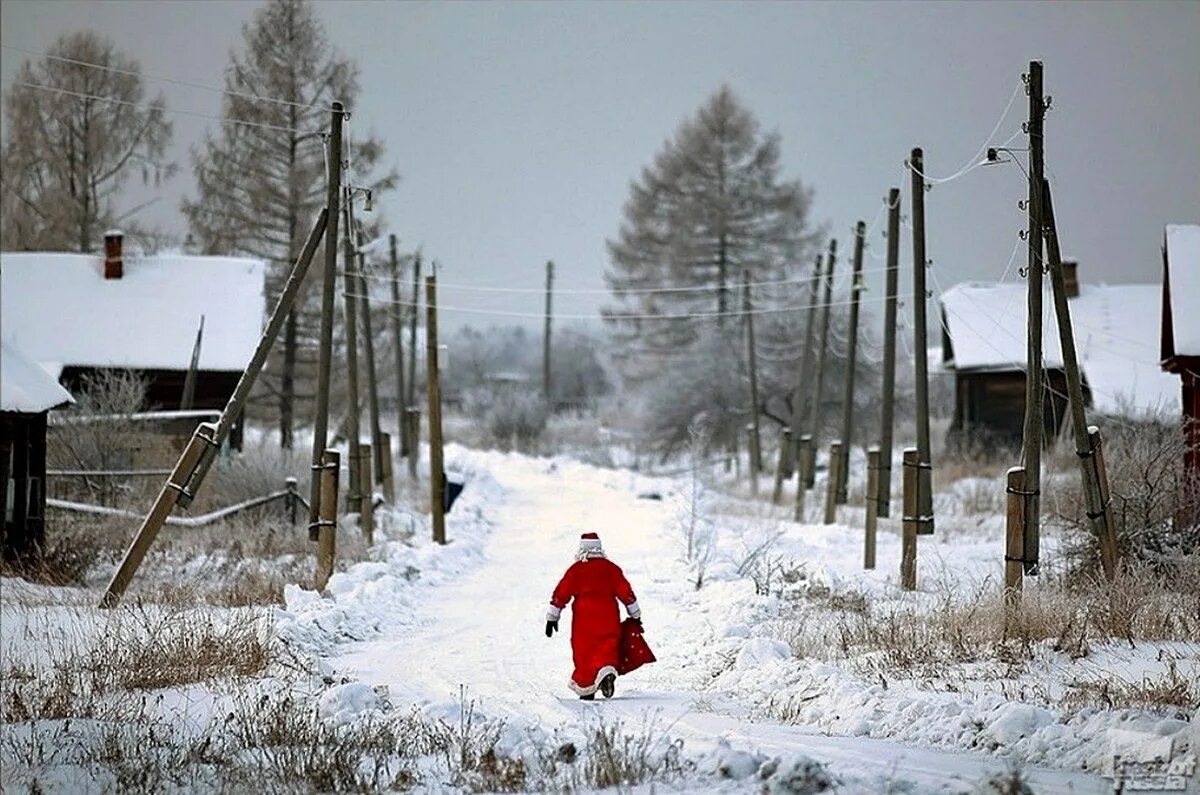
(104, 230), (123, 279)
(1062, 259), (1079, 298)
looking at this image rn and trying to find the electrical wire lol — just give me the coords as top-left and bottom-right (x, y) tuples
(0, 42), (326, 110)
(902, 79), (1024, 184)
(8, 80), (323, 136)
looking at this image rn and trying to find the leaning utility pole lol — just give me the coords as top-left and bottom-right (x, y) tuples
(743, 270), (763, 493)
(791, 253), (824, 483)
(1040, 178), (1117, 577)
(836, 221), (866, 504)
(426, 272), (446, 544)
(180, 315), (204, 410)
(389, 235), (409, 458)
(355, 224), (384, 488)
(309, 101), (344, 537)
(544, 260), (554, 404)
(808, 239), (838, 488)
(340, 198), (364, 519)
(1020, 59), (1046, 573)
(877, 188), (901, 518)
(909, 148), (934, 536)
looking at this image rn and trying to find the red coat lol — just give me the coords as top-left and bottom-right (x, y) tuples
(550, 557), (640, 694)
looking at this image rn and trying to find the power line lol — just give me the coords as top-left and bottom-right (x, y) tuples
(8, 80), (324, 137)
(903, 79), (1024, 185)
(0, 42), (325, 111)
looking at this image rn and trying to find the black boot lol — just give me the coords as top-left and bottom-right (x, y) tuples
(600, 674), (616, 699)
(579, 693), (595, 701)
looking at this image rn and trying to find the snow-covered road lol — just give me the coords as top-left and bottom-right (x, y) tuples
(329, 451), (1110, 793)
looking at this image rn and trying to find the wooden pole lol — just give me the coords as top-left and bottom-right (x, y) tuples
(1090, 428), (1117, 577)
(544, 260), (554, 405)
(901, 448), (918, 590)
(340, 197), (363, 517)
(406, 408), (420, 479)
(823, 441), (842, 525)
(1041, 178), (1116, 579)
(426, 273), (446, 544)
(100, 209), (328, 607)
(389, 236), (408, 459)
(909, 148), (935, 536)
(180, 315), (204, 410)
(794, 434), (812, 522)
(314, 449), (339, 591)
(836, 221), (866, 504)
(285, 476), (299, 526)
(864, 447), (879, 569)
(743, 271), (763, 491)
(1005, 466), (1027, 614)
(791, 254), (824, 484)
(878, 188), (901, 518)
(772, 428), (792, 504)
(809, 239), (838, 488)
(359, 442), (374, 544)
(1020, 60), (1046, 573)
(354, 229), (384, 487)
(407, 253), (421, 412)
(309, 102), (344, 537)
(379, 431), (395, 503)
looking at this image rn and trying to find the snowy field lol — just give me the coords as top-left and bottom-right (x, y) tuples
(2, 442), (1197, 793)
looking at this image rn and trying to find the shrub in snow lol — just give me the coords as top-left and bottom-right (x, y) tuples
(465, 388), (549, 450)
(759, 755), (837, 793)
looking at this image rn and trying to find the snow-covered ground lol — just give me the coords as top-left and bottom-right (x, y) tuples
(4, 443), (1196, 792)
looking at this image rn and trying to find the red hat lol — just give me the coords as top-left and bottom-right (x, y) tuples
(579, 532), (602, 549)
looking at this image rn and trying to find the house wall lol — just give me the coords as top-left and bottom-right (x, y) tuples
(950, 369), (1074, 447)
(1, 412), (48, 561)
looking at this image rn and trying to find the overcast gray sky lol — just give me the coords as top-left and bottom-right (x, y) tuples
(3, 0), (1197, 329)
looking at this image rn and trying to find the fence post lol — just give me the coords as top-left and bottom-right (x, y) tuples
(901, 447), (918, 591)
(746, 422), (760, 496)
(379, 431), (396, 503)
(359, 442), (374, 545)
(406, 408), (420, 479)
(772, 428), (792, 505)
(315, 449), (339, 591)
(865, 447), (879, 569)
(823, 441), (842, 525)
(285, 476), (299, 525)
(1005, 466), (1026, 624)
(794, 434), (812, 522)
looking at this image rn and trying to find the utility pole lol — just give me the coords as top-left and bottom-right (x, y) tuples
(909, 148), (935, 536)
(355, 223), (384, 489)
(544, 260), (554, 405)
(180, 315), (204, 411)
(389, 235), (408, 459)
(836, 221), (866, 503)
(426, 272), (446, 544)
(340, 197), (363, 519)
(1020, 59), (1046, 574)
(791, 254), (824, 485)
(743, 270), (762, 493)
(877, 188), (901, 518)
(808, 239), (838, 488)
(1041, 178), (1117, 577)
(408, 253), (421, 413)
(309, 101), (344, 538)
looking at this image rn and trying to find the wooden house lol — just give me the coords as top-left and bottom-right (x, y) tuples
(1, 342), (74, 561)
(940, 264), (1177, 446)
(0, 232), (265, 450)
(1160, 223), (1200, 480)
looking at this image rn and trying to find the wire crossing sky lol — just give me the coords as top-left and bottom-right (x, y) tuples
(2, 0), (1197, 330)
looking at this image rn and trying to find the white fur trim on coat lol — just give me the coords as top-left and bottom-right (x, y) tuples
(625, 600), (641, 620)
(569, 665), (618, 696)
(547, 604), (562, 621)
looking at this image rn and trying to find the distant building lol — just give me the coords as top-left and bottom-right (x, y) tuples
(0, 232), (266, 448)
(1160, 224), (1200, 480)
(1, 342), (74, 560)
(940, 262), (1178, 445)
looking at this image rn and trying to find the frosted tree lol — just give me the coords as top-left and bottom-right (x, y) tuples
(604, 86), (821, 451)
(183, 0), (397, 448)
(0, 32), (174, 252)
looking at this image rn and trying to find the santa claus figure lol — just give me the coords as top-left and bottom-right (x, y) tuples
(545, 532), (643, 700)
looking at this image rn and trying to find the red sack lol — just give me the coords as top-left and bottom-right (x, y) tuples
(617, 618), (656, 675)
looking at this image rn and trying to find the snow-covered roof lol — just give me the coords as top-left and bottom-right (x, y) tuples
(1162, 224), (1200, 358)
(940, 281), (1178, 416)
(1, 341), (74, 413)
(0, 252), (266, 373)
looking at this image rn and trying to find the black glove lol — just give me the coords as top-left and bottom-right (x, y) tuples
(545, 620), (558, 638)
